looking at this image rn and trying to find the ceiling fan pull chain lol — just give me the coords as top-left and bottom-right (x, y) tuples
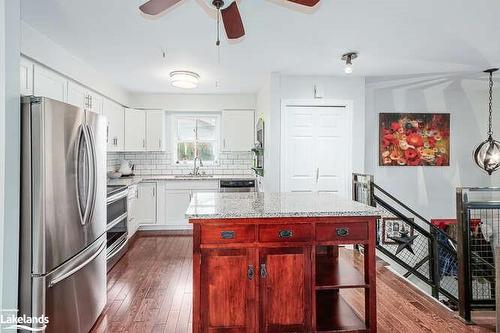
(216, 9), (221, 47)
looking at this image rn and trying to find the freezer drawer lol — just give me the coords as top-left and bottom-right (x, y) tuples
(31, 237), (106, 333)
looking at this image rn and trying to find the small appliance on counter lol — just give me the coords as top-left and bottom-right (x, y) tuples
(118, 159), (135, 177)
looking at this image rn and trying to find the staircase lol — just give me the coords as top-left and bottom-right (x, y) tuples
(352, 173), (459, 307)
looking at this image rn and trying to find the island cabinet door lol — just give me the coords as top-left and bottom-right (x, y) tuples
(259, 247), (312, 333)
(200, 248), (257, 333)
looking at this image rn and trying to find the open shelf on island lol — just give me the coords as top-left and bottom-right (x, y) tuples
(316, 289), (366, 332)
(316, 254), (367, 289)
(315, 246), (367, 290)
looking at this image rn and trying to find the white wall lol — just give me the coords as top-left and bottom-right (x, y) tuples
(263, 74), (366, 192)
(365, 74), (500, 219)
(128, 93), (256, 111)
(1, 0), (20, 318)
(21, 21), (129, 105)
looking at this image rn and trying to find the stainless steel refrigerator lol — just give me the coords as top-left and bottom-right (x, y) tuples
(20, 96), (107, 333)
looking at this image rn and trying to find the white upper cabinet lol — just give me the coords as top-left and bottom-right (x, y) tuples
(33, 65), (67, 102)
(221, 110), (255, 151)
(20, 57), (34, 96)
(102, 98), (125, 151)
(67, 81), (102, 114)
(124, 108), (146, 151)
(146, 110), (166, 151)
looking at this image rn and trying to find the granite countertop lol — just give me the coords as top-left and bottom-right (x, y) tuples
(186, 192), (382, 220)
(107, 176), (143, 186)
(141, 174), (255, 181)
(107, 174), (255, 186)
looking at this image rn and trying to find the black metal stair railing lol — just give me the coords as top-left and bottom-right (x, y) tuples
(352, 173), (459, 306)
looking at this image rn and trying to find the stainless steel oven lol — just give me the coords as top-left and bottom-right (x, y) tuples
(106, 185), (128, 270)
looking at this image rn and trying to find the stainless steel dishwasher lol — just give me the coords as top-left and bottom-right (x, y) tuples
(219, 179), (256, 192)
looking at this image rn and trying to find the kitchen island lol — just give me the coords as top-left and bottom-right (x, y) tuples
(186, 192), (382, 333)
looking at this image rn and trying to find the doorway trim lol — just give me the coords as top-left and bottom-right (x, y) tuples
(280, 99), (354, 196)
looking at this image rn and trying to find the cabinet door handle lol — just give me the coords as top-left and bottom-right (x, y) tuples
(106, 125), (109, 144)
(260, 264), (267, 278)
(247, 265), (255, 280)
(278, 230), (293, 238)
(143, 139), (146, 149)
(223, 138), (226, 149)
(159, 138), (162, 149)
(316, 167), (319, 183)
(336, 228), (349, 237)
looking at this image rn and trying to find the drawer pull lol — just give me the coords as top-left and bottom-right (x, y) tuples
(247, 265), (255, 280)
(220, 231), (235, 239)
(336, 228), (350, 237)
(278, 230), (293, 238)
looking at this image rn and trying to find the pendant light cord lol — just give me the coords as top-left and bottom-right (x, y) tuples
(489, 71), (494, 138)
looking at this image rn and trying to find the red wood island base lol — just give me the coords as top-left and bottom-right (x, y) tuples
(187, 192), (380, 333)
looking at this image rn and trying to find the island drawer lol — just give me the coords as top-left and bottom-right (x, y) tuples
(316, 222), (368, 242)
(200, 225), (256, 244)
(258, 224), (313, 243)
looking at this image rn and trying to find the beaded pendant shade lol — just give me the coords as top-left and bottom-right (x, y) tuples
(474, 68), (500, 175)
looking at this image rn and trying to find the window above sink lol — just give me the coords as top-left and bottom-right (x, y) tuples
(172, 114), (221, 165)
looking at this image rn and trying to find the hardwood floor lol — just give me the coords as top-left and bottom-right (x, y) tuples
(91, 236), (495, 333)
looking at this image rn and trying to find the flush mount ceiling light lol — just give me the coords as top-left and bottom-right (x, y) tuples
(474, 68), (500, 175)
(341, 52), (358, 74)
(170, 71), (200, 89)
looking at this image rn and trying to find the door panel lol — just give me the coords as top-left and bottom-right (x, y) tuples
(124, 108), (146, 151)
(164, 190), (191, 227)
(260, 247), (311, 332)
(85, 111), (107, 239)
(39, 236), (106, 333)
(146, 110), (165, 151)
(32, 98), (104, 274)
(135, 182), (157, 224)
(34, 65), (67, 102)
(222, 110), (255, 151)
(102, 99), (125, 151)
(282, 105), (349, 196)
(201, 248), (256, 333)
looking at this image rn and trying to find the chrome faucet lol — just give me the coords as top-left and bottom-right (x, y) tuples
(192, 156), (203, 176)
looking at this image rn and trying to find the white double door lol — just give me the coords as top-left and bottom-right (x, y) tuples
(282, 105), (350, 197)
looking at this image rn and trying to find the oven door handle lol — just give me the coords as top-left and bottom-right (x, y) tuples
(106, 213), (128, 231)
(107, 236), (128, 261)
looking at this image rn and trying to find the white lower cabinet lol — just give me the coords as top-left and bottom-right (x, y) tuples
(135, 182), (157, 224)
(134, 180), (219, 230)
(164, 190), (192, 228)
(127, 185), (139, 237)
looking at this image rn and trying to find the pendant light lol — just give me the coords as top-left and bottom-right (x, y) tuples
(473, 68), (500, 175)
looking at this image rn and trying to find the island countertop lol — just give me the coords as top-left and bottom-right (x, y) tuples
(186, 192), (382, 220)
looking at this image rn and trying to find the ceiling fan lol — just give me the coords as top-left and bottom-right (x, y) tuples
(139, 0), (320, 41)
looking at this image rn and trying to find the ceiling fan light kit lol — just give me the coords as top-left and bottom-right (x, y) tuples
(170, 71), (200, 89)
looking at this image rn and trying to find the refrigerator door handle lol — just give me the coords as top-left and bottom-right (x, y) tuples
(85, 125), (98, 225)
(47, 238), (106, 288)
(75, 125), (93, 226)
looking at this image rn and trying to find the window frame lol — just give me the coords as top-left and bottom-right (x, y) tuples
(171, 113), (221, 165)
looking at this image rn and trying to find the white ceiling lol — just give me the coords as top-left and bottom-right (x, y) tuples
(20, 0), (500, 94)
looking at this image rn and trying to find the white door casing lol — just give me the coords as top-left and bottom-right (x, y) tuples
(280, 100), (353, 198)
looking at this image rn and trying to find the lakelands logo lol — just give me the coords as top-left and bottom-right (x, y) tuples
(1, 309), (49, 332)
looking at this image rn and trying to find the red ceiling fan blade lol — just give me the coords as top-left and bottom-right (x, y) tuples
(139, 0), (182, 15)
(221, 1), (245, 39)
(287, 0), (320, 7)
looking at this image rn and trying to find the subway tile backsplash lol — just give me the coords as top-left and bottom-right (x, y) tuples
(107, 151), (254, 176)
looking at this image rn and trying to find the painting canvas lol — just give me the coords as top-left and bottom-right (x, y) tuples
(379, 113), (450, 166)
(381, 217), (415, 245)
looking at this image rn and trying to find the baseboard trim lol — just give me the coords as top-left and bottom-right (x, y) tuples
(137, 229), (193, 237)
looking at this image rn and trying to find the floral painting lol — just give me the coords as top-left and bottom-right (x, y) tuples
(379, 113), (450, 166)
